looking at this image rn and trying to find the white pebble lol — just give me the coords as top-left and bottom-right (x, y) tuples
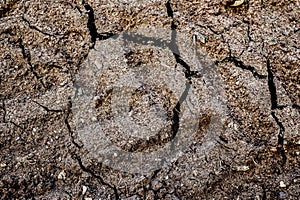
(58, 170), (66, 180)
(279, 181), (286, 188)
(82, 185), (88, 195)
(230, 0), (244, 7)
(194, 32), (206, 44)
(0, 163), (7, 168)
(236, 166), (250, 172)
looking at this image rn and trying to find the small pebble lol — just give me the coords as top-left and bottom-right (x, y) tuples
(0, 163), (7, 168)
(230, 0), (244, 7)
(279, 191), (285, 198)
(58, 170), (66, 180)
(194, 32), (206, 44)
(279, 181), (286, 188)
(236, 166), (250, 172)
(82, 185), (88, 195)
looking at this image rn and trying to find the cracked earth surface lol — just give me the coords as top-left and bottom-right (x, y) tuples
(0, 0), (300, 199)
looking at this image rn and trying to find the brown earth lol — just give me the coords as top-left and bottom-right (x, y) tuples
(0, 0), (299, 199)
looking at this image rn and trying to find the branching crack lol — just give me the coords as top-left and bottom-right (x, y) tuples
(18, 39), (46, 88)
(0, 98), (27, 134)
(32, 100), (63, 113)
(64, 95), (119, 197)
(266, 58), (287, 165)
(82, 1), (115, 49)
(71, 153), (119, 199)
(222, 56), (267, 79)
(22, 16), (56, 37)
(165, 0), (201, 81)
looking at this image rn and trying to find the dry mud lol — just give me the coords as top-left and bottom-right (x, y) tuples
(0, 0), (299, 199)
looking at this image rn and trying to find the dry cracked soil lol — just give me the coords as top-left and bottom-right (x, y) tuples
(0, 0), (300, 199)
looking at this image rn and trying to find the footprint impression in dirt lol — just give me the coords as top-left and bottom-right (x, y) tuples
(72, 28), (228, 175)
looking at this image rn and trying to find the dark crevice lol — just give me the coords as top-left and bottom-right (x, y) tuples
(222, 56), (267, 79)
(18, 39), (46, 88)
(266, 59), (286, 110)
(83, 1), (98, 48)
(173, 53), (202, 80)
(66, 88), (118, 195)
(82, 1), (116, 48)
(201, 22), (243, 36)
(64, 97), (83, 149)
(32, 100), (63, 113)
(9, 120), (26, 133)
(1, 97), (27, 133)
(1, 98), (7, 123)
(22, 16), (55, 37)
(165, 0), (197, 150)
(71, 153), (119, 199)
(271, 112), (286, 165)
(243, 19), (253, 42)
(165, 0), (201, 81)
(267, 59), (278, 109)
(266, 58), (286, 165)
(292, 104), (300, 110)
(98, 32), (115, 40)
(165, 0), (173, 18)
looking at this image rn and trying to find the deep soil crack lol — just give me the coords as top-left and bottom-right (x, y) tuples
(83, 1), (98, 49)
(71, 153), (119, 199)
(222, 56), (266, 79)
(82, 1), (116, 49)
(266, 59), (286, 110)
(266, 58), (287, 165)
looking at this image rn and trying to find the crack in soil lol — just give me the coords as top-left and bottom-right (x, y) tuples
(82, 1), (116, 49)
(221, 40), (266, 79)
(1, 98), (28, 134)
(18, 38), (46, 88)
(82, 1), (98, 49)
(64, 97), (82, 149)
(1, 98), (7, 123)
(71, 153), (119, 199)
(266, 58), (287, 165)
(64, 97), (120, 198)
(222, 56), (267, 79)
(22, 16), (56, 37)
(32, 100), (63, 113)
(266, 59), (286, 110)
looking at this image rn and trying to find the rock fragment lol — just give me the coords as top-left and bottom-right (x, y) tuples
(58, 170), (66, 180)
(230, 0), (244, 7)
